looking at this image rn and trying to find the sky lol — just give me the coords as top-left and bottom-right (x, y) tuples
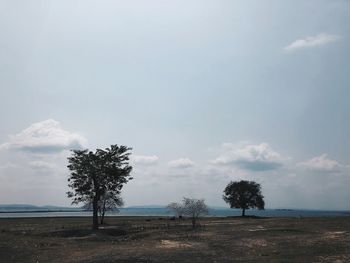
(0, 0), (350, 209)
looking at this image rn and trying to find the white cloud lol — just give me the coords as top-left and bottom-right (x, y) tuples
(0, 119), (87, 154)
(168, 158), (195, 168)
(0, 162), (17, 170)
(132, 155), (159, 165)
(29, 160), (55, 170)
(284, 33), (340, 52)
(212, 143), (285, 171)
(298, 154), (342, 173)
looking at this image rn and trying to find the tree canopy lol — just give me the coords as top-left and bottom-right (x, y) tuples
(223, 180), (265, 217)
(67, 144), (132, 229)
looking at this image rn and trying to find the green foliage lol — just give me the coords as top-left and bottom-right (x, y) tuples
(67, 144), (132, 228)
(223, 180), (265, 216)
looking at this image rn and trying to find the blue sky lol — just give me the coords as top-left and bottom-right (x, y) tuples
(0, 0), (350, 209)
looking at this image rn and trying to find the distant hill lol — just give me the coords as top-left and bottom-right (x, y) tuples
(0, 204), (37, 209)
(0, 204), (81, 212)
(125, 205), (166, 209)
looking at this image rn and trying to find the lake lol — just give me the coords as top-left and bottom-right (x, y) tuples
(1, 207), (350, 218)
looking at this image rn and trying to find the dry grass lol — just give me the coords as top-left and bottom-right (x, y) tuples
(0, 216), (349, 262)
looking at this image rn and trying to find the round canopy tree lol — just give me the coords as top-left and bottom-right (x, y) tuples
(67, 144), (132, 230)
(223, 180), (265, 217)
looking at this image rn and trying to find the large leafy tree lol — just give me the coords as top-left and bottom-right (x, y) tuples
(223, 180), (265, 217)
(67, 145), (132, 230)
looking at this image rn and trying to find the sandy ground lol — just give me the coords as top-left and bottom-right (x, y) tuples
(0, 216), (349, 262)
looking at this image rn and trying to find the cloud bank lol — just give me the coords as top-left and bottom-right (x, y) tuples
(284, 33), (340, 52)
(212, 143), (285, 171)
(168, 158), (195, 168)
(29, 160), (55, 171)
(132, 155), (159, 165)
(0, 119), (87, 154)
(298, 154), (342, 173)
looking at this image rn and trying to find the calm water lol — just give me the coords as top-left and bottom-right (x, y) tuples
(1, 207), (350, 218)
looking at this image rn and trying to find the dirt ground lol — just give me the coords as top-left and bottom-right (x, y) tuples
(0, 216), (349, 262)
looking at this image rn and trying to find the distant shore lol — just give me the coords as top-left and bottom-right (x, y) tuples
(0, 209), (83, 214)
(1, 207), (350, 218)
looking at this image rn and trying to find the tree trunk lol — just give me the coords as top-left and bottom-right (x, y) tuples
(100, 199), (106, 225)
(191, 218), (196, 229)
(100, 211), (105, 225)
(242, 208), (246, 217)
(92, 197), (99, 230)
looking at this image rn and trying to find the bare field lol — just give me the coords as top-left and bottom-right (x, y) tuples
(0, 216), (349, 262)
